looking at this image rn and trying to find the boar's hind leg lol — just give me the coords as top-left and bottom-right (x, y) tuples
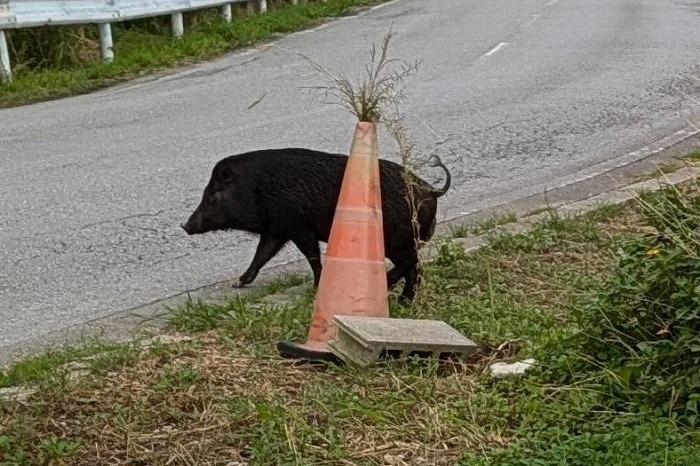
(386, 252), (421, 303)
(400, 263), (423, 303)
(238, 235), (288, 287)
(290, 233), (323, 287)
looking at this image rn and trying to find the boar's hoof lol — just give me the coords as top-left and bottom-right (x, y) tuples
(237, 272), (256, 287)
(397, 294), (413, 307)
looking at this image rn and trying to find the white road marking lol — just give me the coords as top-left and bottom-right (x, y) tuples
(483, 42), (508, 57)
(446, 127), (700, 222)
(522, 13), (542, 28)
(545, 0), (559, 6)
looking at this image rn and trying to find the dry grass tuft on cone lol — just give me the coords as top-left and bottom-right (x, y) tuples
(294, 29), (420, 123)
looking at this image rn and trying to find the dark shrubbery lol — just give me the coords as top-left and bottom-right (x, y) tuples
(552, 181), (700, 427)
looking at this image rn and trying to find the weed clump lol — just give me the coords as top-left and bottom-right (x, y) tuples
(299, 29), (419, 123)
(549, 180), (700, 427)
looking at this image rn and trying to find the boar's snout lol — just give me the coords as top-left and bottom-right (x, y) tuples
(181, 211), (203, 235)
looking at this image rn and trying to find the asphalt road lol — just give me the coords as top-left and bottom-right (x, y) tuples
(1, 0), (699, 361)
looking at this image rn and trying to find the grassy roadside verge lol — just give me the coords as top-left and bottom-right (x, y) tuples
(0, 0), (391, 108)
(2, 165), (700, 465)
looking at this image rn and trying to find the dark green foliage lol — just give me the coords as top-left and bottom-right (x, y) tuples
(548, 184), (700, 427)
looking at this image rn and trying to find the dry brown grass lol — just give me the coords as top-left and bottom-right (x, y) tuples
(1, 330), (497, 465)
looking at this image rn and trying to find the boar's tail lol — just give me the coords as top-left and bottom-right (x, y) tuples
(429, 155), (452, 198)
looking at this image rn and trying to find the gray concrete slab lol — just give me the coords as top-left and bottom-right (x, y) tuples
(328, 315), (478, 366)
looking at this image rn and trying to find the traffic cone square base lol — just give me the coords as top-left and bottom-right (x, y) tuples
(276, 341), (343, 365)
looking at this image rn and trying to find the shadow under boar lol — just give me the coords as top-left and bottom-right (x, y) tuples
(181, 148), (451, 302)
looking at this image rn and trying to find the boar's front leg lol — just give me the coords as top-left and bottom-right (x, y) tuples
(289, 233), (323, 287)
(238, 235), (288, 287)
(387, 265), (406, 289)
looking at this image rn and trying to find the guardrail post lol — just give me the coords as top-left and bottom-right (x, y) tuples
(171, 11), (184, 38)
(221, 3), (232, 22)
(98, 23), (114, 63)
(291, 0), (298, 5)
(0, 30), (10, 83)
(259, 0), (267, 13)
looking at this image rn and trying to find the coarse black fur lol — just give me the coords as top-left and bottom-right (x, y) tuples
(182, 148), (451, 302)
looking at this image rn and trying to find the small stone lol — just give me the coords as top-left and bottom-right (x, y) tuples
(489, 359), (536, 378)
(62, 361), (92, 381)
(141, 333), (193, 348)
(0, 386), (37, 402)
(383, 454), (407, 466)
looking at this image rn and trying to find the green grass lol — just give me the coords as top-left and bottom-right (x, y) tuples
(451, 213), (518, 238)
(0, 0), (392, 108)
(0, 340), (139, 389)
(2, 175), (699, 464)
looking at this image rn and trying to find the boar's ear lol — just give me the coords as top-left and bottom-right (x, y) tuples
(215, 165), (235, 183)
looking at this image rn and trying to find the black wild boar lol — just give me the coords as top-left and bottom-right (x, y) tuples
(181, 148), (451, 302)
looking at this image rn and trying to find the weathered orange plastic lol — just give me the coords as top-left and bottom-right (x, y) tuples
(278, 121), (390, 360)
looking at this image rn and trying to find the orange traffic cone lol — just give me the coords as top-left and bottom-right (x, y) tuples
(277, 121), (390, 362)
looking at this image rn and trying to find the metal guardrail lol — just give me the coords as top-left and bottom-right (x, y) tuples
(0, 0), (286, 82)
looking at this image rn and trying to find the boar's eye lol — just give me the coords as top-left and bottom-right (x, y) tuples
(216, 166), (234, 182)
(207, 191), (224, 204)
